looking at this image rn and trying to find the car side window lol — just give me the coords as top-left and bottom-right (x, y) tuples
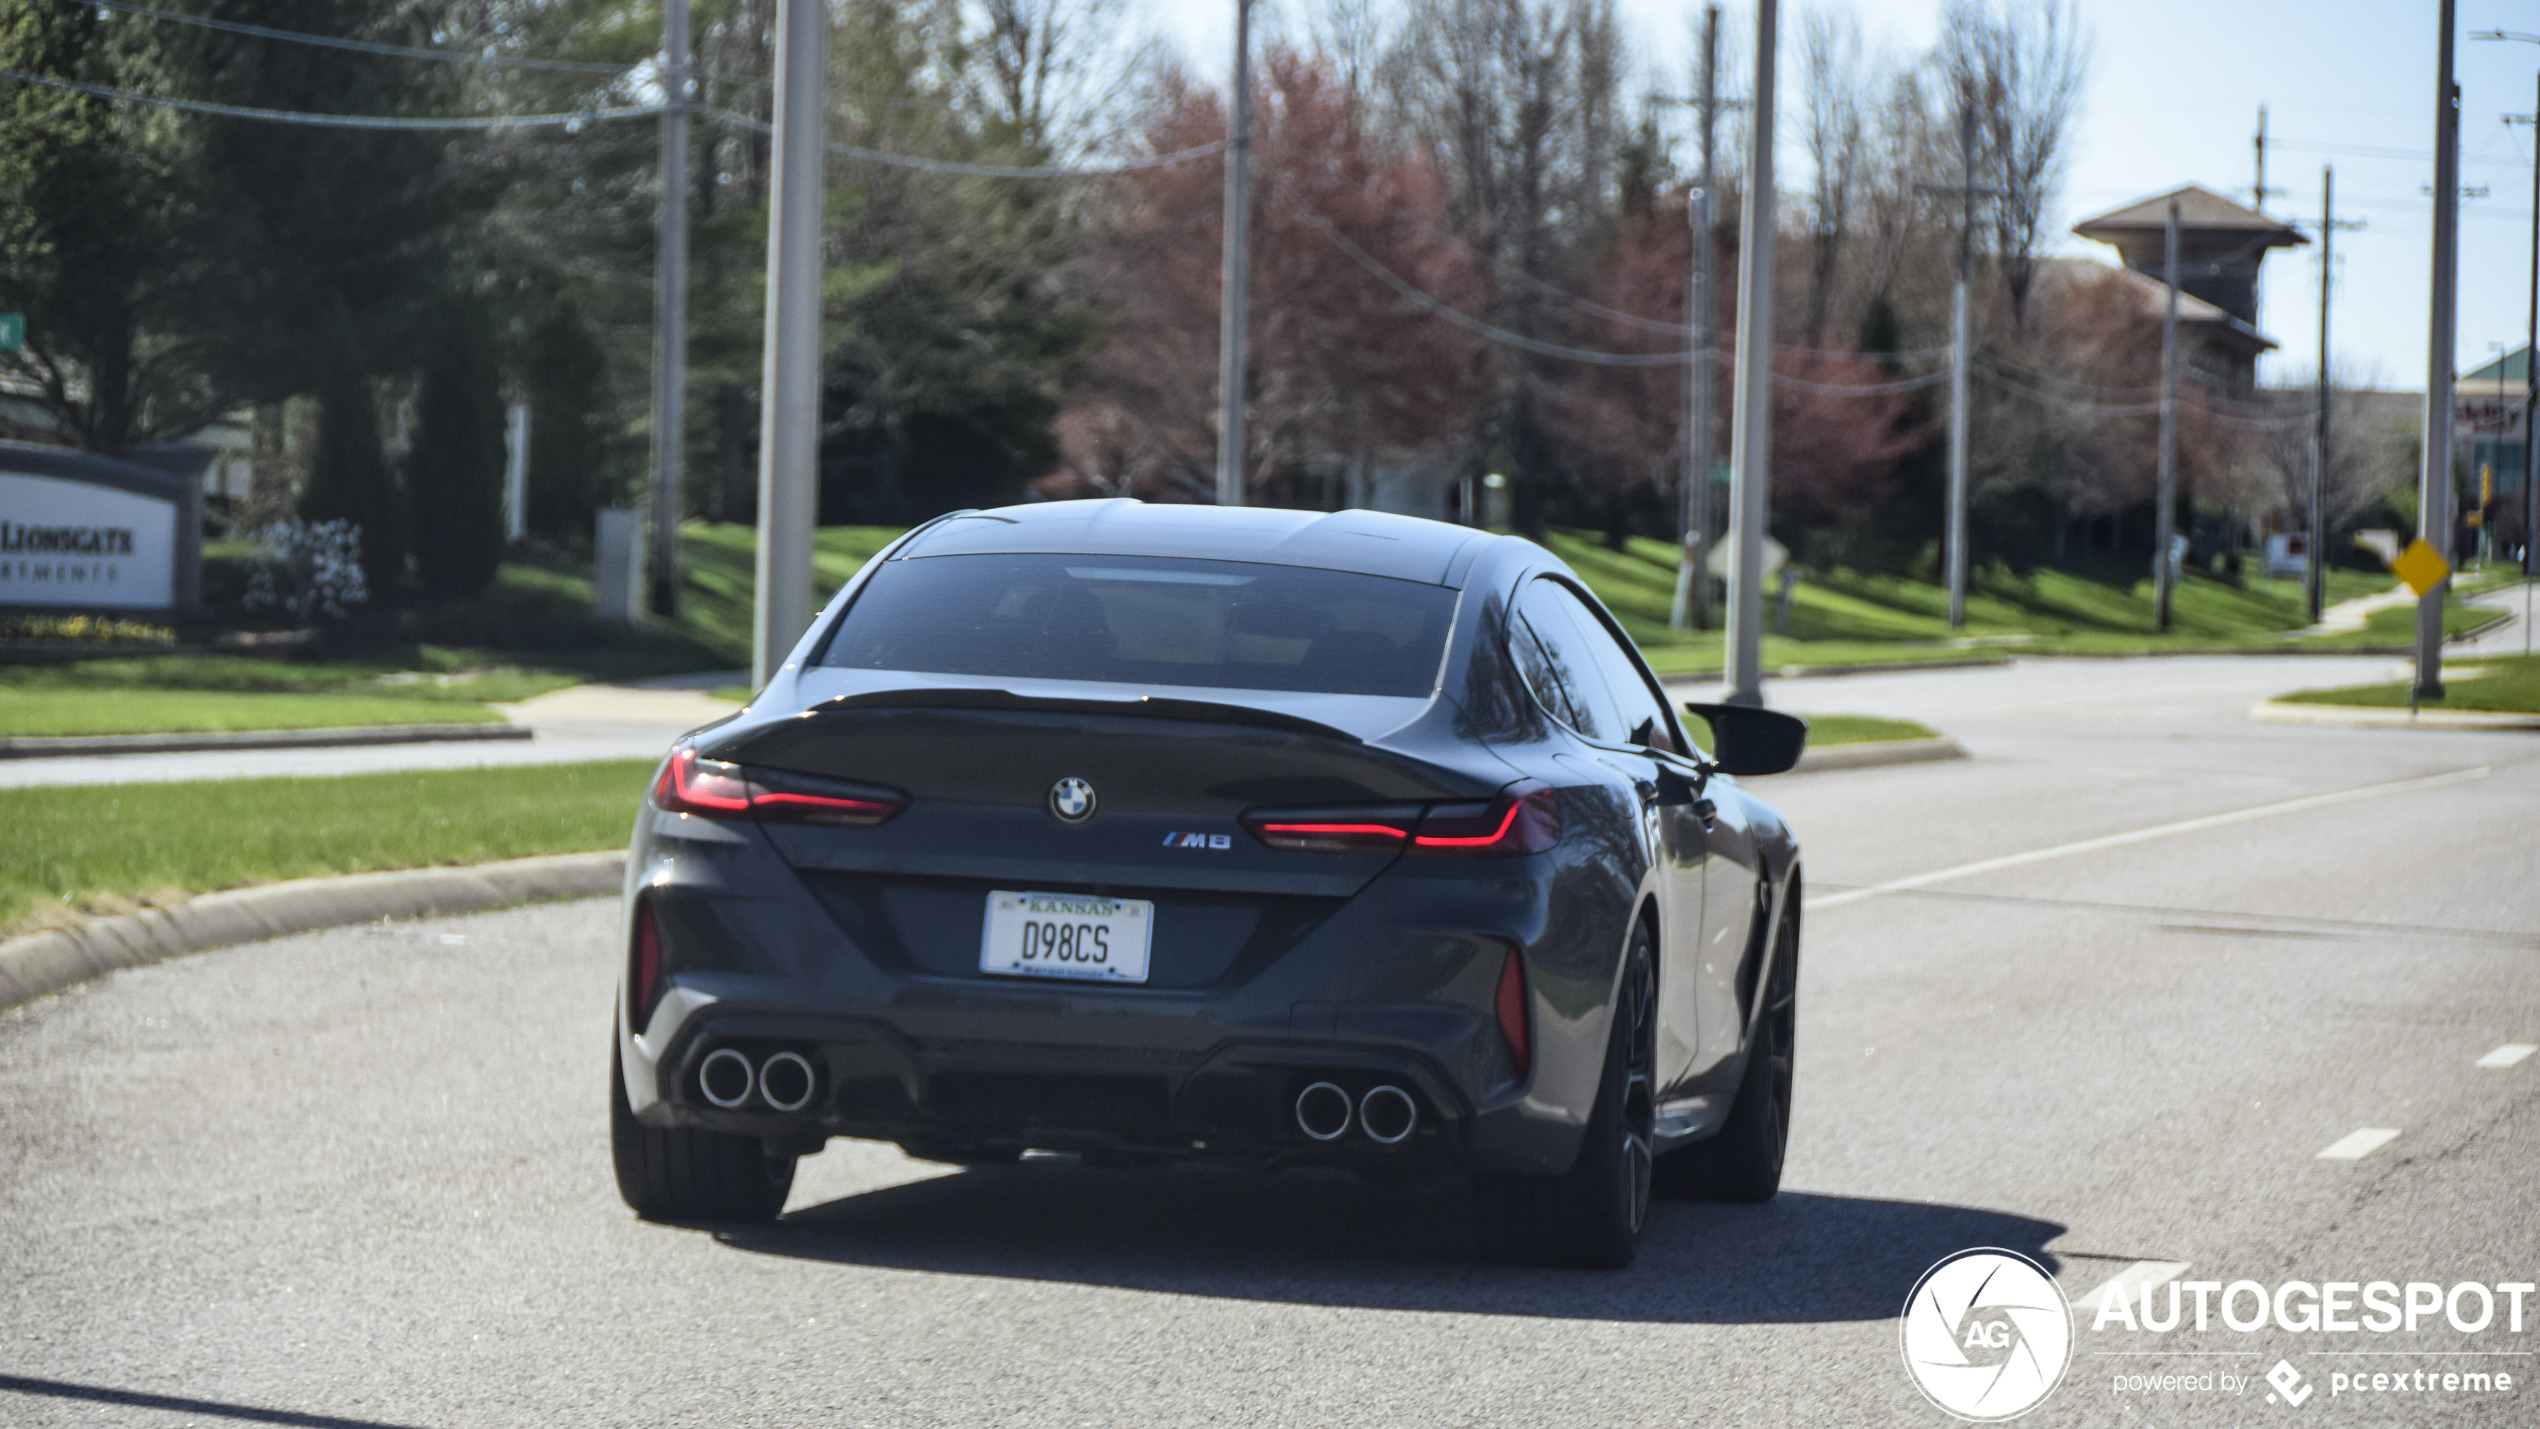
(1513, 579), (1624, 742)
(1528, 579), (1684, 755)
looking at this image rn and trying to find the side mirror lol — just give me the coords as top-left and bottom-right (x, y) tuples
(1682, 701), (1810, 777)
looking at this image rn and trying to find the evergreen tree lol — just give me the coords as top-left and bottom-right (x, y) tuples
(300, 369), (405, 593)
(409, 305), (510, 596)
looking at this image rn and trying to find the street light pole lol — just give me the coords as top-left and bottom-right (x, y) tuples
(1669, 1), (1725, 632)
(1215, 0), (1254, 508)
(2312, 165), (2334, 626)
(2417, 0), (2462, 702)
(1946, 105), (1976, 630)
(647, 0), (690, 619)
(2156, 198), (2181, 633)
(1723, 0), (1779, 707)
(752, 0), (827, 687)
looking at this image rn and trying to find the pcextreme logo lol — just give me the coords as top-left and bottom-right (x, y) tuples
(1901, 1248), (2075, 1421)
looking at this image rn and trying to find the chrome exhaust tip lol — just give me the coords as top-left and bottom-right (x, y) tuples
(1295, 1081), (1353, 1141)
(758, 1051), (817, 1113)
(1359, 1085), (1417, 1145)
(698, 1047), (754, 1109)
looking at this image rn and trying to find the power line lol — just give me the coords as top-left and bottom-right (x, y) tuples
(1301, 211), (1947, 391)
(0, 63), (658, 128)
(702, 106), (1223, 178)
(86, 0), (635, 75)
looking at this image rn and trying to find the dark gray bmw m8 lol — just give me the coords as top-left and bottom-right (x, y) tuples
(611, 499), (1806, 1267)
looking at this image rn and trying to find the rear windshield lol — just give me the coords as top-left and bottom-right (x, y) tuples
(817, 553), (1458, 698)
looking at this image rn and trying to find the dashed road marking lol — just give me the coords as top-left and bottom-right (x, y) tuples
(2474, 1043), (2537, 1069)
(2068, 1260), (2194, 1320)
(2316, 1127), (2401, 1161)
(1808, 767), (2492, 911)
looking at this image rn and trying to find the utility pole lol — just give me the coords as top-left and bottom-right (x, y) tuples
(2528, 72), (2540, 587)
(1671, 2), (1724, 632)
(2417, 0), (2461, 702)
(2308, 166), (2365, 625)
(1946, 104), (1977, 630)
(647, 0), (690, 619)
(1723, 0), (1779, 706)
(752, 0), (826, 687)
(1215, 0), (1254, 508)
(2312, 166), (2333, 625)
(2156, 197), (2182, 633)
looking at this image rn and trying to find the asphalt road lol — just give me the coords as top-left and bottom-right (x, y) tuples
(3, 655), (2534, 1427)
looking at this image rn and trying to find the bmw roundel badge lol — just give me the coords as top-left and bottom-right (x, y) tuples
(1048, 777), (1098, 824)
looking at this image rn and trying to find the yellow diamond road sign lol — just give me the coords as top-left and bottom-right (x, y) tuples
(2392, 538), (2452, 598)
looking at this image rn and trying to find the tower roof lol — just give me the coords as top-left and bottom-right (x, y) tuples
(2072, 185), (2308, 247)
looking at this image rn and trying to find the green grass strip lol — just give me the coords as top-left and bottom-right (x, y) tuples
(2278, 653), (2540, 713)
(0, 759), (655, 934)
(0, 689), (511, 738)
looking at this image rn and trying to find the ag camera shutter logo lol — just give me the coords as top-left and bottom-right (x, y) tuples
(1901, 1248), (2074, 1421)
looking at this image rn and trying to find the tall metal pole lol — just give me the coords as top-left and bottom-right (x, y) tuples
(1945, 104), (1975, 630)
(2525, 69), (2539, 585)
(1723, 0), (1778, 706)
(1215, 0), (1254, 508)
(2156, 198), (2181, 633)
(2416, 0), (2460, 701)
(647, 0), (691, 619)
(2311, 165), (2333, 625)
(1671, 2), (1721, 633)
(752, 0), (827, 687)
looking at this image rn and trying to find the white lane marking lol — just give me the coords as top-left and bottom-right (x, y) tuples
(2068, 1260), (2194, 1319)
(2317, 1127), (2402, 1161)
(1808, 766), (2492, 911)
(2475, 1043), (2538, 1069)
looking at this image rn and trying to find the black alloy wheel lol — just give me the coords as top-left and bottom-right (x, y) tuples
(1654, 888), (1798, 1203)
(1474, 921), (1658, 1269)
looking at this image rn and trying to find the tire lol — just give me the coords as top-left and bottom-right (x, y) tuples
(1474, 922), (1657, 1269)
(611, 1042), (798, 1224)
(1653, 890), (1796, 1203)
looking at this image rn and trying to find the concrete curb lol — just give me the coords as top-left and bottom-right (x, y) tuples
(0, 723), (533, 760)
(2248, 701), (2540, 732)
(0, 851), (624, 1013)
(1779, 736), (1969, 774)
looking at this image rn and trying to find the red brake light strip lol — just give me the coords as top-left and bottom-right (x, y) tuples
(1410, 800), (1523, 849)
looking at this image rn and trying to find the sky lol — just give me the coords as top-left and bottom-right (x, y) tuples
(1145, 0), (2540, 394)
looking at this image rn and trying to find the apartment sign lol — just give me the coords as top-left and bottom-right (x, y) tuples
(0, 446), (189, 611)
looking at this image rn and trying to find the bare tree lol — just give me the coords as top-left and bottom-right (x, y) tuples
(1380, 0), (1627, 531)
(968, 0), (1156, 154)
(1797, 7), (1870, 341)
(1939, 0), (2089, 331)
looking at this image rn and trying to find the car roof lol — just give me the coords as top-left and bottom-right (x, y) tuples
(897, 499), (1493, 586)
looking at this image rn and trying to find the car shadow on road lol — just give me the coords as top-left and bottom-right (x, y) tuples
(715, 1162), (2065, 1324)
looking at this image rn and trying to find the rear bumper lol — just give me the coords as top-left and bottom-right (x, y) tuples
(615, 807), (1627, 1177)
(633, 1003), (1514, 1169)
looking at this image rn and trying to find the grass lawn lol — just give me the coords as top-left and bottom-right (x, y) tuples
(0, 759), (655, 935)
(2278, 653), (2540, 713)
(1790, 714), (1941, 746)
(1542, 530), (2476, 673)
(0, 653), (570, 738)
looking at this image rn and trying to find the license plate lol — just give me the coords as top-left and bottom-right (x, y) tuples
(979, 891), (1152, 983)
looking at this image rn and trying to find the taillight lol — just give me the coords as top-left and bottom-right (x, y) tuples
(650, 746), (904, 828)
(1409, 781), (1560, 857)
(1244, 818), (1416, 854)
(1241, 782), (1560, 857)
(1495, 947), (1530, 1074)
(630, 900), (663, 1026)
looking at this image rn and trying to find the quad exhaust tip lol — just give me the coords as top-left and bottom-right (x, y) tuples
(1295, 1081), (1353, 1141)
(758, 1051), (817, 1113)
(1359, 1085), (1417, 1144)
(699, 1048), (754, 1109)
